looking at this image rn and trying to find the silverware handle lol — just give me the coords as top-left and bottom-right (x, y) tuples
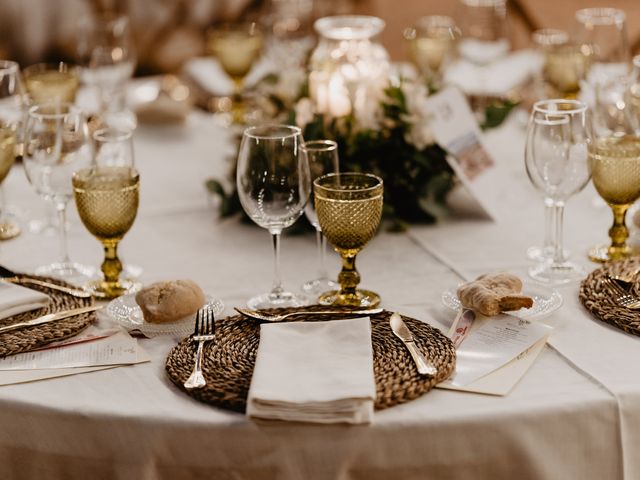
(184, 340), (206, 389)
(3, 278), (93, 298)
(283, 308), (382, 319)
(0, 321), (30, 334)
(406, 341), (437, 376)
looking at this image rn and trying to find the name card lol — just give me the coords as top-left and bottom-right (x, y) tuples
(424, 87), (507, 222)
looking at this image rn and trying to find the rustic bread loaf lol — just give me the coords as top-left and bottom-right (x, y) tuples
(456, 273), (533, 316)
(135, 280), (205, 324)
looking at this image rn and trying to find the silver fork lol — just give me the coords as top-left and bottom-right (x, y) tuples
(234, 307), (383, 322)
(184, 306), (216, 389)
(604, 275), (640, 309)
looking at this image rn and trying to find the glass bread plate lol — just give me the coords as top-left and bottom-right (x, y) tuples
(441, 282), (562, 319)
(103, 293), (224, 337)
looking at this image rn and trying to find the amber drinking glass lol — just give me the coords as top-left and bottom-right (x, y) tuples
(314, 173), (383, 307)
(73, 128), (140, 298)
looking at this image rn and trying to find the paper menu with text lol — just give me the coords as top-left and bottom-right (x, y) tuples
(423, 87), (508, 222)
(438, 313), (552, 395)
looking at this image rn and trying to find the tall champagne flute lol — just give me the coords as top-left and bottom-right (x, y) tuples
(314, 173), (383, 307)
(525, 100), (590, 284)
(73, 128), (140, 298)
(301, 140), (339, 296)
(0, 60), (24, 240)
(23, 103), (93, 280)
(236, 125), (310, 309)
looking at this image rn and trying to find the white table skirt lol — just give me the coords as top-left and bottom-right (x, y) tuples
(0, 110), (632, 479)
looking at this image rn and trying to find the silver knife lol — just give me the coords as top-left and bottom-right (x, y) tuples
(390, 312), (438, 376)
(0, 305), (101, 335)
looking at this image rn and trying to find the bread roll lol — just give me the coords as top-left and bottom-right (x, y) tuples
(135, 280), (205, 324)
(456, 273), (533, 316)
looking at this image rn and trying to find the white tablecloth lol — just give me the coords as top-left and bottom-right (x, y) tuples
(0, 109), (634, 479)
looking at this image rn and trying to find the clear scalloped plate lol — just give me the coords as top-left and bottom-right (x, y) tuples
(104, 293), (224, 338)
(441, 282), (563, 319)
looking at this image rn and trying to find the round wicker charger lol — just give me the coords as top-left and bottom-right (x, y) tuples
(0, 275), (95, 358)
(166, 306), (456, 412)
(580, 257), (640, 336)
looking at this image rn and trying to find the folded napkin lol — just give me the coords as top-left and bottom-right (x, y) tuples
(0, 282), (50, 321)
(246, 317), (376, 424)
(445, 50), (543, 97)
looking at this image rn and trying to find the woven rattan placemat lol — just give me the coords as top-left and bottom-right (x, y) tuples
(166, 306), (456, 412)
(0, 275), (95, 358)
(580, 257), (640, 336)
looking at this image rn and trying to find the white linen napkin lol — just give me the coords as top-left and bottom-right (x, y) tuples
(445, 50), (543, 96)
(246, 317), (376, 424)
(0, 282), (50, 321)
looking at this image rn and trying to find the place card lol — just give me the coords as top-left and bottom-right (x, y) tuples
(423, 86), (508, 222)
(0, 331), (139, 370)
(441, 313), (552, 388)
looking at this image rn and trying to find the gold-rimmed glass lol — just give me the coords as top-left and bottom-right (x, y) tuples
(404, 15), (461, 86)
(73, 128), (140, 299)
(23, 62), (80, 104)
(314, 173), (383, 307)
(588, 135), (640, 263)
(206, 22), (263, 123)
(0, 60), (23, 240)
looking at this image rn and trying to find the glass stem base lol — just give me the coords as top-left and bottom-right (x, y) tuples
(317, 289), (381, 308)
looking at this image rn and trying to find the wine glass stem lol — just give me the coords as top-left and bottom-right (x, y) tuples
(0, 185), (6, 223)
(101, 240), (122, 284)
(543, 201), (553, 252)
(338, 252), (360, 297)
(56, 202), (71, 265)
(550, 202), (565, 265)
(270, 231), (284, 296)
(316, 228), (328, 280)
(609, 204), (630, 257)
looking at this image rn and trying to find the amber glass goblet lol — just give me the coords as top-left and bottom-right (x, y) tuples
(314, 173), (383, 307)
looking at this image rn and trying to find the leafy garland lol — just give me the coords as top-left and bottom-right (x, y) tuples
(207, 73), (516, 231)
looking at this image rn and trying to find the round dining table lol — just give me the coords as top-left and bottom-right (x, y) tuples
(0, 100), (638, 480)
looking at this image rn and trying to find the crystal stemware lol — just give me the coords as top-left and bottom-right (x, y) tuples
(575, 8), (629, 77)
(73, 127), (140, 298)
(457, 0), (509, 68)
(587, 76), (640, 263)
(404, 15), (461, 87)
(23, 103), (94, 281)
(76, 12), (137, 129)
(207, 22), (263, 123)
(314, 173), (383, 307)
(236, 124), (310, 309)
(0, 60), (24, 241)
(525, 100), (590, 284)
(23, 62), (81, 236)
(301, 140), (339, 297)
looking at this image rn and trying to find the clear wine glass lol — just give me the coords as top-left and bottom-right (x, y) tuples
(23, 103), (94, 281)
(525, 99), (590, 284)
(76, 12), (137, 130)
(301, 140), (339, 297)
(457, 0), (509, 93)
(0, 60), (24, 241)
(236, 124), (310, 309)
(23, 62), (81, 236)
(73, 127), (140, 299)
(575, 7), (629, 88)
